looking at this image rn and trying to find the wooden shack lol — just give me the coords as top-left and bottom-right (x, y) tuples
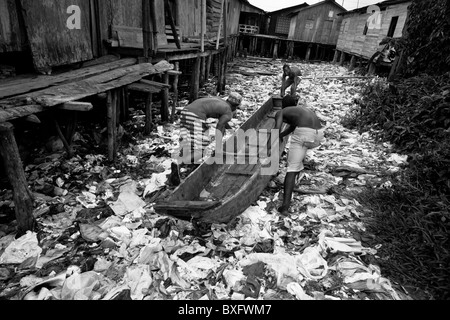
(287, 0), (345, 45)
(335, 0), (411, 66)
(239, 1), (267, 34)
(287, 0), (346, 61)
(267, 2), (309, 38)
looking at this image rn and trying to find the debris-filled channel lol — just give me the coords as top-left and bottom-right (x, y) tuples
(0, 57), (419, 300)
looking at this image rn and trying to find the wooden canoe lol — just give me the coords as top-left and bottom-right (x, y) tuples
(154, 97), (287, 224)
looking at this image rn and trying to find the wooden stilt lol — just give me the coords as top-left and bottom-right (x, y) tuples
(107, 90), (118, 162)
(216, 53), (222, 94)
(333, 50), (340, 63)
(191, 57), (201, 102)
(64, 111), (78, 145)
(349, 55), (357, 70)
(145, 93), (153, 135)
(273, 41), (279, 59)
(368, 61), (376, 75)
(261, 39), (266, 57)
(53, 117), (73, 157)
(200, 57), (206, 87)
(220, 49), (227, 94)
(162, 72), (170, 122)
(305, 45), (312, 61)
(171, 62), (179, 122)
(0, 122), (35, 236)
(206, 54), (212, 81)
(339, 51), (346, 66)
(123, 87), (130, 121)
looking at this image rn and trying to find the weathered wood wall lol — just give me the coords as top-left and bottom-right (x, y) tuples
(177, 0), (202, 38)
(288, 1), (345, 45)
(206, 0), (243, 39)
(0, 0), (26, 52)
(336, 2), (410, 59)
(20, 0), (93, 70)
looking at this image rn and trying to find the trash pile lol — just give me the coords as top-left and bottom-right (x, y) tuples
(0, 58), (413, 300)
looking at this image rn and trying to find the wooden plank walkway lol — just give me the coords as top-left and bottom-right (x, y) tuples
(0, 60), (174, 123)
(0, 58), (137, 99)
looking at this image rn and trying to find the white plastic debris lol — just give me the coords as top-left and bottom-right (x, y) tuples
(296, 247), (329, 280)
(110, 192), (146, 216)
(0, 232), (42, 265)
(286, 282), (314, 300)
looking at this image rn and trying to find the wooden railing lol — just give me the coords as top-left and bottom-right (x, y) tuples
(239, 24), (259, 34)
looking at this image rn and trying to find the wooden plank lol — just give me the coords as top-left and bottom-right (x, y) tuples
(0, 58), (137, 99)
(59, 102), (93, 112)
(139, 79), (170, 89)
(128, 83), (162, 93)
(142, 0), (152, 61)
(167, 50), (219, 62)
(1, 62), (173, 108)
(20, 0), (93, 71)
(0, 105), (45, 123)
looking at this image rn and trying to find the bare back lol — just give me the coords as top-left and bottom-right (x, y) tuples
(184, 97), (232, 120)
(280, 106), (322, 130)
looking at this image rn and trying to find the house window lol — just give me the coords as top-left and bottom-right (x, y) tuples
(387, 16), (399, 37)
(363, 23), (368, 35)
(275, 16), (290, 34)
(329, 10), (334, 18)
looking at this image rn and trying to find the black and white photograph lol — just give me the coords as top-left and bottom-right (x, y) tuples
(0, 0), (448, 306)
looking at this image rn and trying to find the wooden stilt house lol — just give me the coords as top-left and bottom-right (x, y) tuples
(334, 0), (411, 69)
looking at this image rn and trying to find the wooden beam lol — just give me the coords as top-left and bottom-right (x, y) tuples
(223, 0), (228, 48)
(216, 0), (225, 50)
(161, 72), (170, 122)
(128, 83), (163, 94)
(164, 0), (181, 49)
(201, 0), (206, 53)
(142, 0), (152, 61)
(140, 79), (171, 89)
(339, 51), (346, 66)
(0, 122), (35, 236)
(107, 91), (118, 162)
(167, 50), (219, 62)
(59, 102), (93, 112)
(145, 93), (153, 135)
(171, 62), (180, 123)
(191, 57), (201, 102)
(150, 0), (159, 54)
(53, 117), (73, 157)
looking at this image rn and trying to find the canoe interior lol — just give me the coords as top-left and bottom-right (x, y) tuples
(168, 98), (278, 203)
